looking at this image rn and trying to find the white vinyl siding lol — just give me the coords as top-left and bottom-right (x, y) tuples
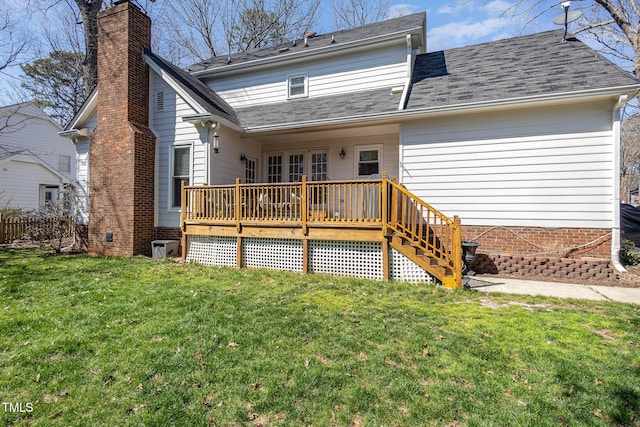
(75, 141), (90, 224)
(0, 103), (76, 182)
(0, 159), (65, 211)
(206, 41), (407, 108)
(260, 124), (399, 181)
(150, 72), (202, 226)
(399, 101), (615, 228)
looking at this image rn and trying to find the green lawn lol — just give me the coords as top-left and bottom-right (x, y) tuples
(1, 248), (639, 426)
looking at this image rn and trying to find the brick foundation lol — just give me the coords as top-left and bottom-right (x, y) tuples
(88, 1), (155, 257)
(155, 227), (182, 241)
(462, 225), (611, 259)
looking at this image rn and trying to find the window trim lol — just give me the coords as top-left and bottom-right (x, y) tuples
(169, 143), (192, 211)
(309, 150), (328, 182)
(288, 152), (305, 182)
(245, 156), (257, 184)
(287, 73), (308, 99)
(265, 153), (283, 183)
(354, 144), (383, 178)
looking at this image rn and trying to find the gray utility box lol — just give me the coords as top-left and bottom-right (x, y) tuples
(152, 240), (180, 259)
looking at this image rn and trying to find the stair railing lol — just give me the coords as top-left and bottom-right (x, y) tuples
(384, 174), (462, 287)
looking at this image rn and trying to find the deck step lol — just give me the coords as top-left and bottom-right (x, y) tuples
(390, 234), (450, 282)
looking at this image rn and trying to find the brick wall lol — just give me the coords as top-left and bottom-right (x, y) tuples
(88, 1), (155, 256)
(462, 225), (611, 259)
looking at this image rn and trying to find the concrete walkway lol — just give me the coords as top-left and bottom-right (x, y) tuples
(466, 276), (640, 305)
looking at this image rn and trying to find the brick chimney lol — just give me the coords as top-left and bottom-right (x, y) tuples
(88, 0), (155, 256)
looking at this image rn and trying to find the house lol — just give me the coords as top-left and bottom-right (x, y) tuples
(62, 1), (640, 286)
(0, 102), (76, 211)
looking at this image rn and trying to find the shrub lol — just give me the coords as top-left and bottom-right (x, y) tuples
(621, 239), (640, 266)
(21, 186), (76, 254)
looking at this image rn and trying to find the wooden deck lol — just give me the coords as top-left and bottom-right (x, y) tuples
(181, 173), (463, 287)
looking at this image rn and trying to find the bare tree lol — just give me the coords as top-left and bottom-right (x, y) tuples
(0, 11), (28, 73)
(502, 1), (640, 78)
(0, 102), (31, 135)
(622, 113), (640, 202)
(332, 0), (389, 29)
(73, 0), (103, 93)
(164, 0), (221, 61)
(164, 0), (319, 66)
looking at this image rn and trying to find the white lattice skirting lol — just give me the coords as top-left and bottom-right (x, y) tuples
(186, 235), (433, 284)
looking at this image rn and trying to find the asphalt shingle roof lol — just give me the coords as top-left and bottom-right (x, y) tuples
(187, 12), (425, 73)
(235, 88), (401, 129)
(406, 30), (639, 111)
(233, 30), (639, 130)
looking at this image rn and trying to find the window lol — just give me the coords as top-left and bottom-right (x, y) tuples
(289, 153), (304, 182)
(155, 91), (165, 111)
(288, 74), (307, 98)
(58, 155), (71, 173)
(40, 185), (59, 206)
(267, 154), (282, 183)
(356, 146), (381, 177)
(245, 158), (256, 184)
(310, 152), (327, 181)
(172, 146), (190, 208)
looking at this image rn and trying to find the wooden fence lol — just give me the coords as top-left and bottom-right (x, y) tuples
(0, 215), (74, 244)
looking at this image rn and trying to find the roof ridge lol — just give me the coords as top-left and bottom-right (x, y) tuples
(188, 12), (425, 74)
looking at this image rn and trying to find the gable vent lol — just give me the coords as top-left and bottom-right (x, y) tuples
(155, 91), (164, 111)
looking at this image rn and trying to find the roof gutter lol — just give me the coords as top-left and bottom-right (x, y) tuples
(58, 127), (90, 143)
(241, 84), (640, 133)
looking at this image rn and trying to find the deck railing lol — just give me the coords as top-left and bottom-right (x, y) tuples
(182, 177), (383, 227)
(182, 173), (462, 287)
(386, 179), (462, 285)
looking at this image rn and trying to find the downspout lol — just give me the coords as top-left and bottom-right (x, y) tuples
(612, 94), (628, 273)
(398, 34), (415, 111)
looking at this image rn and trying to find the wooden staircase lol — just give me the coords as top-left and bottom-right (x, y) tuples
(383, 176), (462, 288)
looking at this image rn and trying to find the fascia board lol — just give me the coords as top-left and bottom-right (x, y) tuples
(67, 91), (97, 131)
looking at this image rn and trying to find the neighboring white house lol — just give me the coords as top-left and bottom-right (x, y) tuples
(64, 1), (640, 277)
(0, 102), (76, 211)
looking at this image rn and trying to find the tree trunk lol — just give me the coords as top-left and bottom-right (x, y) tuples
(75, 0), (103, 94)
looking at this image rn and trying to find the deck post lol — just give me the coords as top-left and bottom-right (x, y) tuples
(301, 175), (308, 235)
(450, 215), (463, 289)
(237, 236), (243, 268)
(381, 172), (388, 236)
(302, 239), (309, 274)
(180, 180), (187, 262)
(235, 178), (242, 233)
(382, 238), (390, 280)
(390, 177), (398, 229)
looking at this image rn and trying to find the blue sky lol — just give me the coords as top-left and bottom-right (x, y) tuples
(410, 0), (558, 51)
(0, 0), (575, 106)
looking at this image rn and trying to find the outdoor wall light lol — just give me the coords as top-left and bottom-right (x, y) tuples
(339, 148), (346, 159)
(212, 132), (219, 153)
(240, 154), (247, 163)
